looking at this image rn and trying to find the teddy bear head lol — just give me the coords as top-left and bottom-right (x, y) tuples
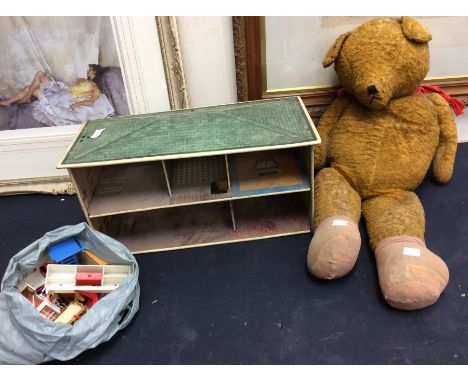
(323, 17), (432, 110)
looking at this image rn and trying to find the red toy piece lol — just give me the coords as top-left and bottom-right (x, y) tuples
(75, 291), (100, 308)
(75, 272), (103, 286)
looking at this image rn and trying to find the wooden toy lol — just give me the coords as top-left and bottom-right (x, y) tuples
(22, 269), (46, 291)
(45, 264), (132, 294)
(37, 300), (62, 321)
(48, 237), (83, 265)
(74, 292), (100, 308)
(78, 249), (108, 265)
(57, 97), (321, 253)
(17, 281), (28, 293)
(21, 288), (44, 308)
(75, 272), (103, 286)
(47, 293), (70, 310)
(54, 302), (86, 324)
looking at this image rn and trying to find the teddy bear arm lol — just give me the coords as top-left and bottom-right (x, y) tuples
(429, 94), (458, 184)
(314, 97), (350, 170)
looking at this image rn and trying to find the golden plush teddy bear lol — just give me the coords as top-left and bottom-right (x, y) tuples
(308, 17), (459, 310)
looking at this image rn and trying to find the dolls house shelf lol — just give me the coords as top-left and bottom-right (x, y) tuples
(58, 97), (320, 254)
(45, 264), (132, 294)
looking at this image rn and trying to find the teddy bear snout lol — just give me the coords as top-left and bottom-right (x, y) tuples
(367, 84), (378, 95)
(355, 82), (389, 110)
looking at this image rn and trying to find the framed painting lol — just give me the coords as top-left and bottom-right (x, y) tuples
(233, 16), (468, 117)
(0, 17), (131, 132)
(0, 16), (188, 194)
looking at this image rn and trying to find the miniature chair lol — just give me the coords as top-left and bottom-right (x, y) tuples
(48, 237), (83, 265)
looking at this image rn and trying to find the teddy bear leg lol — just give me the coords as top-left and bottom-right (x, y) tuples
(362, 191), (449, 310)
(307, 168), (362, 279)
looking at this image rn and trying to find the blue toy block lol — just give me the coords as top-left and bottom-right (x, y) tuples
(48, 237), (83, 265)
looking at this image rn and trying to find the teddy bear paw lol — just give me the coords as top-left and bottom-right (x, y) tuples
(307, 216), (361, 280)
(375, 235), (449, 310)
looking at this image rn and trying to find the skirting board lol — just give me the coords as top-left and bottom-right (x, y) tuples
(0, 176), (75, 196)
(0, 125), (79, 195)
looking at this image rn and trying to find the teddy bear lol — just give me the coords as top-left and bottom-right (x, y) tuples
(307, 17), (459, 310)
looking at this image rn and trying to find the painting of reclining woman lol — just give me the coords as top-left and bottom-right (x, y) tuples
(0, 16), (130, 131)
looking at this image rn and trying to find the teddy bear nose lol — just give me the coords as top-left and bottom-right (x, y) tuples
(367, 85), (379, 95)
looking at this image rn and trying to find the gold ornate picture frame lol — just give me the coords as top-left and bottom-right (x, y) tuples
(156, 16), (189, 110)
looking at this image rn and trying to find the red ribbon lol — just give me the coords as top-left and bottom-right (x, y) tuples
(336, 88), (348, 98)
(415, 85), (464, 116)
(336, 85), (465, 116)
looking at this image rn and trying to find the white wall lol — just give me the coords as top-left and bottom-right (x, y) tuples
(456, 113), (468, 142)
(177, 16), (237, 108)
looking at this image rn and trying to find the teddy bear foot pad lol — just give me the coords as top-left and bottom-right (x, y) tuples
(375, 235), (449, 310)
(307, 216), (361, 280)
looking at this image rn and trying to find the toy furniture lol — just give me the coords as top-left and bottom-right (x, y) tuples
(78, 249), (108, 265)
(75, 272), (103, 286)
(74, 292), (100, 308)
(57, 97), (320, 253)
(55, 302), (86, 325)
(45, 264), (132, 294)
(21, 288), (43, 308)
(36, 300), (62, 321)
(22, 269), (46, 291)
(48, 237), (83, 265)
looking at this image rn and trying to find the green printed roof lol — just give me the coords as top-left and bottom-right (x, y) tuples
(59, 97), (318, 167)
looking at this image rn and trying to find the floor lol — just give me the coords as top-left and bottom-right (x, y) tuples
(1, 144), (467, 364)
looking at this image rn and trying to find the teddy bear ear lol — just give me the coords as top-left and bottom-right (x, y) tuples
(323, 32), (351, 68)
(399, 16), (432, 43)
